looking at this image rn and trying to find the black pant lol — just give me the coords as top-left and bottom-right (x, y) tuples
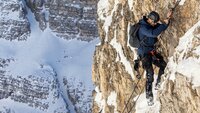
(141, 52), (166, 98)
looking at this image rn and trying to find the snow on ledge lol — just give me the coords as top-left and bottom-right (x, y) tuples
(107, 92), (118, 113)
(135, 90), (161, 113)
(128, 0), (134, 10)
(94, 86), (106, 113)
(179, 0), (186, 5)
(101, 0), (120, 42)
(98, 0), (136, 80)
(95, 87), (118, 113)
(168, 20), (200, 87)
(110, 31), (135, 80)
(97, 0), (109, 21)
(176, 58), (200, 87)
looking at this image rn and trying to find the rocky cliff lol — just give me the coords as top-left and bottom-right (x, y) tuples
(158, 20), (200, 113)
(25, 0), (98, 41)
(0, 58), (68, 113)
(0, 0), (98, 41)
(92, 0), (200, 113)
(0, 0), (30, 41)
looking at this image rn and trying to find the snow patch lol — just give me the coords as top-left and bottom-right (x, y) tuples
(95, 88), (118, 113)
(167, 57), (177, 81)
(128, 0), (134, 10)
(135, 82), (161, 113)
(110, 32), (135, 80)
(107, 92), (118, 113)
(99, 0), (120, 42)
(194, 46), (200, 56)
(168, 20), (200, 86)
(0, 0), (23, 21)
(176, 58), (200, 87)
(0, 98), (43, 113)
(94, 86), (106, 113)
(104, 15), (113, 42)
(179, 0), (186, 5)
(97, 0), (109, 20)
(97, 0), (134, 79)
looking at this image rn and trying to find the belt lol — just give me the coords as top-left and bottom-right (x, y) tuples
(149, 50), (156, 56)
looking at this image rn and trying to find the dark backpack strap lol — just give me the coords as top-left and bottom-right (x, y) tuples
(129, 23), (140, 48)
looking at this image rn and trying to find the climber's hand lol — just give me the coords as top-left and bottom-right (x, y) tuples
(167, 10), (173, 19)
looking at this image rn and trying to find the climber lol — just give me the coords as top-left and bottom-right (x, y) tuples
(134, 10), (173, 105)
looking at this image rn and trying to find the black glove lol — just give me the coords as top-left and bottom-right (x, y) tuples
(134, 59), (140, 71)
(134, 59), (141, 79)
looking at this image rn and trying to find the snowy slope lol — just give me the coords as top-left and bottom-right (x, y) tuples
(0, 0), (30, 41)
(167, 20), (200, 87)
(0, 1), (99, 113)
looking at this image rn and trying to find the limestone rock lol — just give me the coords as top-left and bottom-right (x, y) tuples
(93, 0), (200, 113)
(0, 0), (30, 41)
(0, 58), (69, 112)
(25, 0), (98, 41)
(158, 20), (200, 113)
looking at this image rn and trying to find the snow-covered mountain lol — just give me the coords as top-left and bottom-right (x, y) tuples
(92, 0), (200, 113)
(0, 0), (99, 113)
(1, 0), (200, 113)
(25, 0), (98, 41)
(0, 0), (30, 41)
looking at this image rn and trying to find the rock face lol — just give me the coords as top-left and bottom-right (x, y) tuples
(63, 77), (93, 113)
(92, 0), (200, 113)
(0, 58), (68, 113)
(0, 0), (98, 41)
(0, 0), (30, 41)
(158, 21), (200, 113)
(25, 0), (98, 41)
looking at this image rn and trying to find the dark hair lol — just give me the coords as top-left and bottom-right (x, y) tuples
(148, 11), (160, 23)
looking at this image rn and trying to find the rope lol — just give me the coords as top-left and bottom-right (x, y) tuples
(127, 84), (145, 113)
(121, 78), (141, 113)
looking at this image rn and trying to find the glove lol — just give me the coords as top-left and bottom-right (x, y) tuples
(134, 59), (140, 71)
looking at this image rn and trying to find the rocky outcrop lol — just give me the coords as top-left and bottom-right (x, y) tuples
(158, 21), (200, 113)
(159, 74), (200, 113)
(25, 0), (98, 41)
(63, 77), (93, 113)
(0, 0), (30, 41)
(0, 0), (98, 41)
(92, 0), (200, 113)
(0, 73), (49, 110)
(0, 58), (68, 113)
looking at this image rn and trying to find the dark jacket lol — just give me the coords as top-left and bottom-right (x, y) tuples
(137, 16), (169, 57)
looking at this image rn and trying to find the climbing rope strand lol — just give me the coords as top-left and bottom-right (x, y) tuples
(121, 79), (141, 113)
(156, 0), (181, 57)
(127, 84), (146, 113)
